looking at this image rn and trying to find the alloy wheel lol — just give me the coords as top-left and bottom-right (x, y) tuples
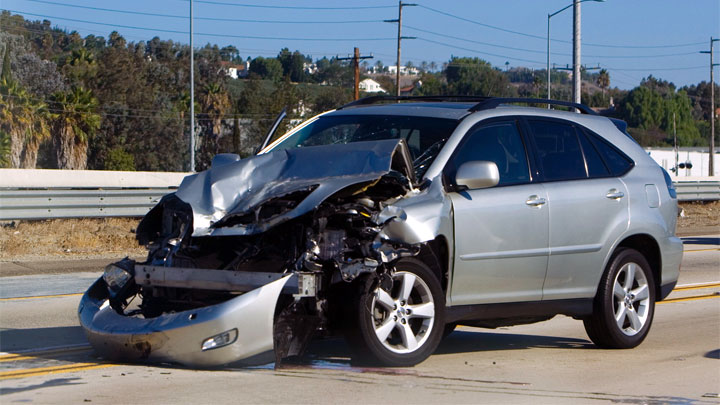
(370, 271), (436, 354)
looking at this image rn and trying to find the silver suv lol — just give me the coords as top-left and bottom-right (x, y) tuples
(80, 97), (683, 368)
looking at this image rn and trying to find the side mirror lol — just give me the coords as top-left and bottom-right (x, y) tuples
(211, 153), (241, 168)
(455, 161), (499, 190)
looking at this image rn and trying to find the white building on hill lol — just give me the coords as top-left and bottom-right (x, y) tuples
(359, 78), (385, 93)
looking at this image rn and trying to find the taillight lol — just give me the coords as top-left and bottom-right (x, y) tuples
(662, 169), (677, 199)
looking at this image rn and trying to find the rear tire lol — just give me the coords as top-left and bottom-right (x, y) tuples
(584, 248), (656, 349)
(346, 258), (445, 366)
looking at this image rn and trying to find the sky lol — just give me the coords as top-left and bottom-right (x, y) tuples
(2, 0), (719, 90)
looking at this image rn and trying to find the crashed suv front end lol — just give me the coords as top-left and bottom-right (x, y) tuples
(78, 138), (450, 367)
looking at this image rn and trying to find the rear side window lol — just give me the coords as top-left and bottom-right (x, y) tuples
(527, 120), (586, 181)
(577, 130), (610, 177)
(584, 130), (634, 176)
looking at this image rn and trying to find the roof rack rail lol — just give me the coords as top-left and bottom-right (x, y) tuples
(469, 98), (597, 115)
(338, 95), (492, 109)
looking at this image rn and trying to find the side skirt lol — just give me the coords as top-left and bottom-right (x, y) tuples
(445, 298), (593, 324)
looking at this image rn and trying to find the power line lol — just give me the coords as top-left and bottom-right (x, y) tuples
(416, 37), (545, 65)
(598, 65), (706, 72)
(19, 0), (385, 24)
(418, 4), (707, 50)
(3, 10), (396, 41)
(405, 25), (701, 59)
(171, 0), (395, 10)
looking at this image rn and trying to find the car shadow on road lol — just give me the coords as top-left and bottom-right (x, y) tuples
(434, 330), (592, 355)
(295, 329), (593, 368)
(681, 236), (720, 246)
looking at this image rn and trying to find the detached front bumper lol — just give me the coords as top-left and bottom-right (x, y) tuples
(78, 275), (292, 367)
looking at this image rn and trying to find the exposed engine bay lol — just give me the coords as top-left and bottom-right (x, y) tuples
(89, 139), (433, 365)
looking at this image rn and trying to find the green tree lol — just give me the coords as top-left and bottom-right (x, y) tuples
(50, 87), (101, 169)
(314, 86), (352, 112)
(618, 84), (701, 146)
(249, 56), (282, 81)
(444, 57), (513, 97)
(0, 78), (50, 168)
(597, 68), (610, 103)
(0, 129), (10, 168)
(104, 146), (135, 171)
(196, 82), (230, 170)
(277, 48), (307, 82)
(1, 44), (11, 81)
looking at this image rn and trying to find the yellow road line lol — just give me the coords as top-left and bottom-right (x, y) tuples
(0, 363), (115, 380)
(672, 282), (720, 292)
(0, 346), (92, 362)
(0, 293), (82, 302)
(659, 293), (720, 304)
(684, 248), (720, 253)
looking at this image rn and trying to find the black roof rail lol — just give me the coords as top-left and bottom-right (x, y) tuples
(338, 95), (492, 109)
(469, 98), (597, 115)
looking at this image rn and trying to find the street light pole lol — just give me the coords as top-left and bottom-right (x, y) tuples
(546, 0), (603, 107)
(572, 0), (581, 105)
(189, 0), (195, 172)
(700, 37), (719, 176)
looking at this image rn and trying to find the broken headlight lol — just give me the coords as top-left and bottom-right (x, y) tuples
(103, 258), (135, 292)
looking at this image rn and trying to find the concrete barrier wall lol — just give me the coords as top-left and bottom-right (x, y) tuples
(0, 169), (190, 189)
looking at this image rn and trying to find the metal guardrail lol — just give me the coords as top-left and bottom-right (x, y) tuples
(0, 188), (172, 220)
(674, 180), (720, 202)
(0, 180), (718, 221)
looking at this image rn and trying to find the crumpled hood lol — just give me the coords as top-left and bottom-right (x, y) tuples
(174, 139), (414, 236)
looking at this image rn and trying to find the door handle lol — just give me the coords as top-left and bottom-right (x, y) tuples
(606, 189), (625, 200)
(526, 195), (546, 207)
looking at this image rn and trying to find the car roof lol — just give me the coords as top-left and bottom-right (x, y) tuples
(327, 102), (475, 120)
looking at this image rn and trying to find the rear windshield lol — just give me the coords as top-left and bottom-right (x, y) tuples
(269, 115), (459, 178)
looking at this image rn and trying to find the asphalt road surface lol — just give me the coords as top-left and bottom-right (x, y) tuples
(1, 236), (718, 404)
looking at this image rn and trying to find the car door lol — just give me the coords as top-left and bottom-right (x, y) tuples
(447, 119), (549, 305)
(524, 119), (630, 300)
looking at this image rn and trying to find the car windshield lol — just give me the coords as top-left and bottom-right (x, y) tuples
(268, 114), (459, 178)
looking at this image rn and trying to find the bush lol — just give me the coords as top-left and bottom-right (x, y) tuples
(104, 147), (135, 171)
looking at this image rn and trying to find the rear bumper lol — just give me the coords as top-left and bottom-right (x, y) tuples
(659, 236), (683, 301)
(78, 275), (291, 367)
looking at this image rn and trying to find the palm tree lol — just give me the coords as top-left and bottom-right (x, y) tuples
(50, 87), (101, 169)
(196, 82), (230, 169)
(532, 74), (542, 98)
(0, 130), (10, 168)
(0, 78), (50, 168)
(201, 82), (230, 138)
(597, 69), (610, 103)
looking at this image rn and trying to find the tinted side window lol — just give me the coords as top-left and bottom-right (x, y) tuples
(585, 130), (634, 176)
(448, 121), (530, 186)
(577, 129), (610, 177)
(527, 120), (586, 181)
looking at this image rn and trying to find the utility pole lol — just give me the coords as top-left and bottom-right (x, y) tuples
(572, 0), (581, 106)
(189, 0), (195, 172)
(547, 0), (603, 107)
(337, 48), (373, 100)
(700, 37), (719, 176)
(385, 1), (416, 97)
(674, 112), (678, 175)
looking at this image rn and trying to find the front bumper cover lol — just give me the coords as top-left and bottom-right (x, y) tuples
(78, 275), (292, 367)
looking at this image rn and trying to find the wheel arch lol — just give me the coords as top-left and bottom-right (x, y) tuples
(416, 236), (450, 293)
(615, 234), (662, 299)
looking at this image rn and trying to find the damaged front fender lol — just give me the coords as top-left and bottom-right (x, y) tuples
(78, 275), (292, 367)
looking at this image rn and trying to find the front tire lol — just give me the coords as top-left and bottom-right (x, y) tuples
(347, 258), (445, 366)
(584, 248), (656, 348)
